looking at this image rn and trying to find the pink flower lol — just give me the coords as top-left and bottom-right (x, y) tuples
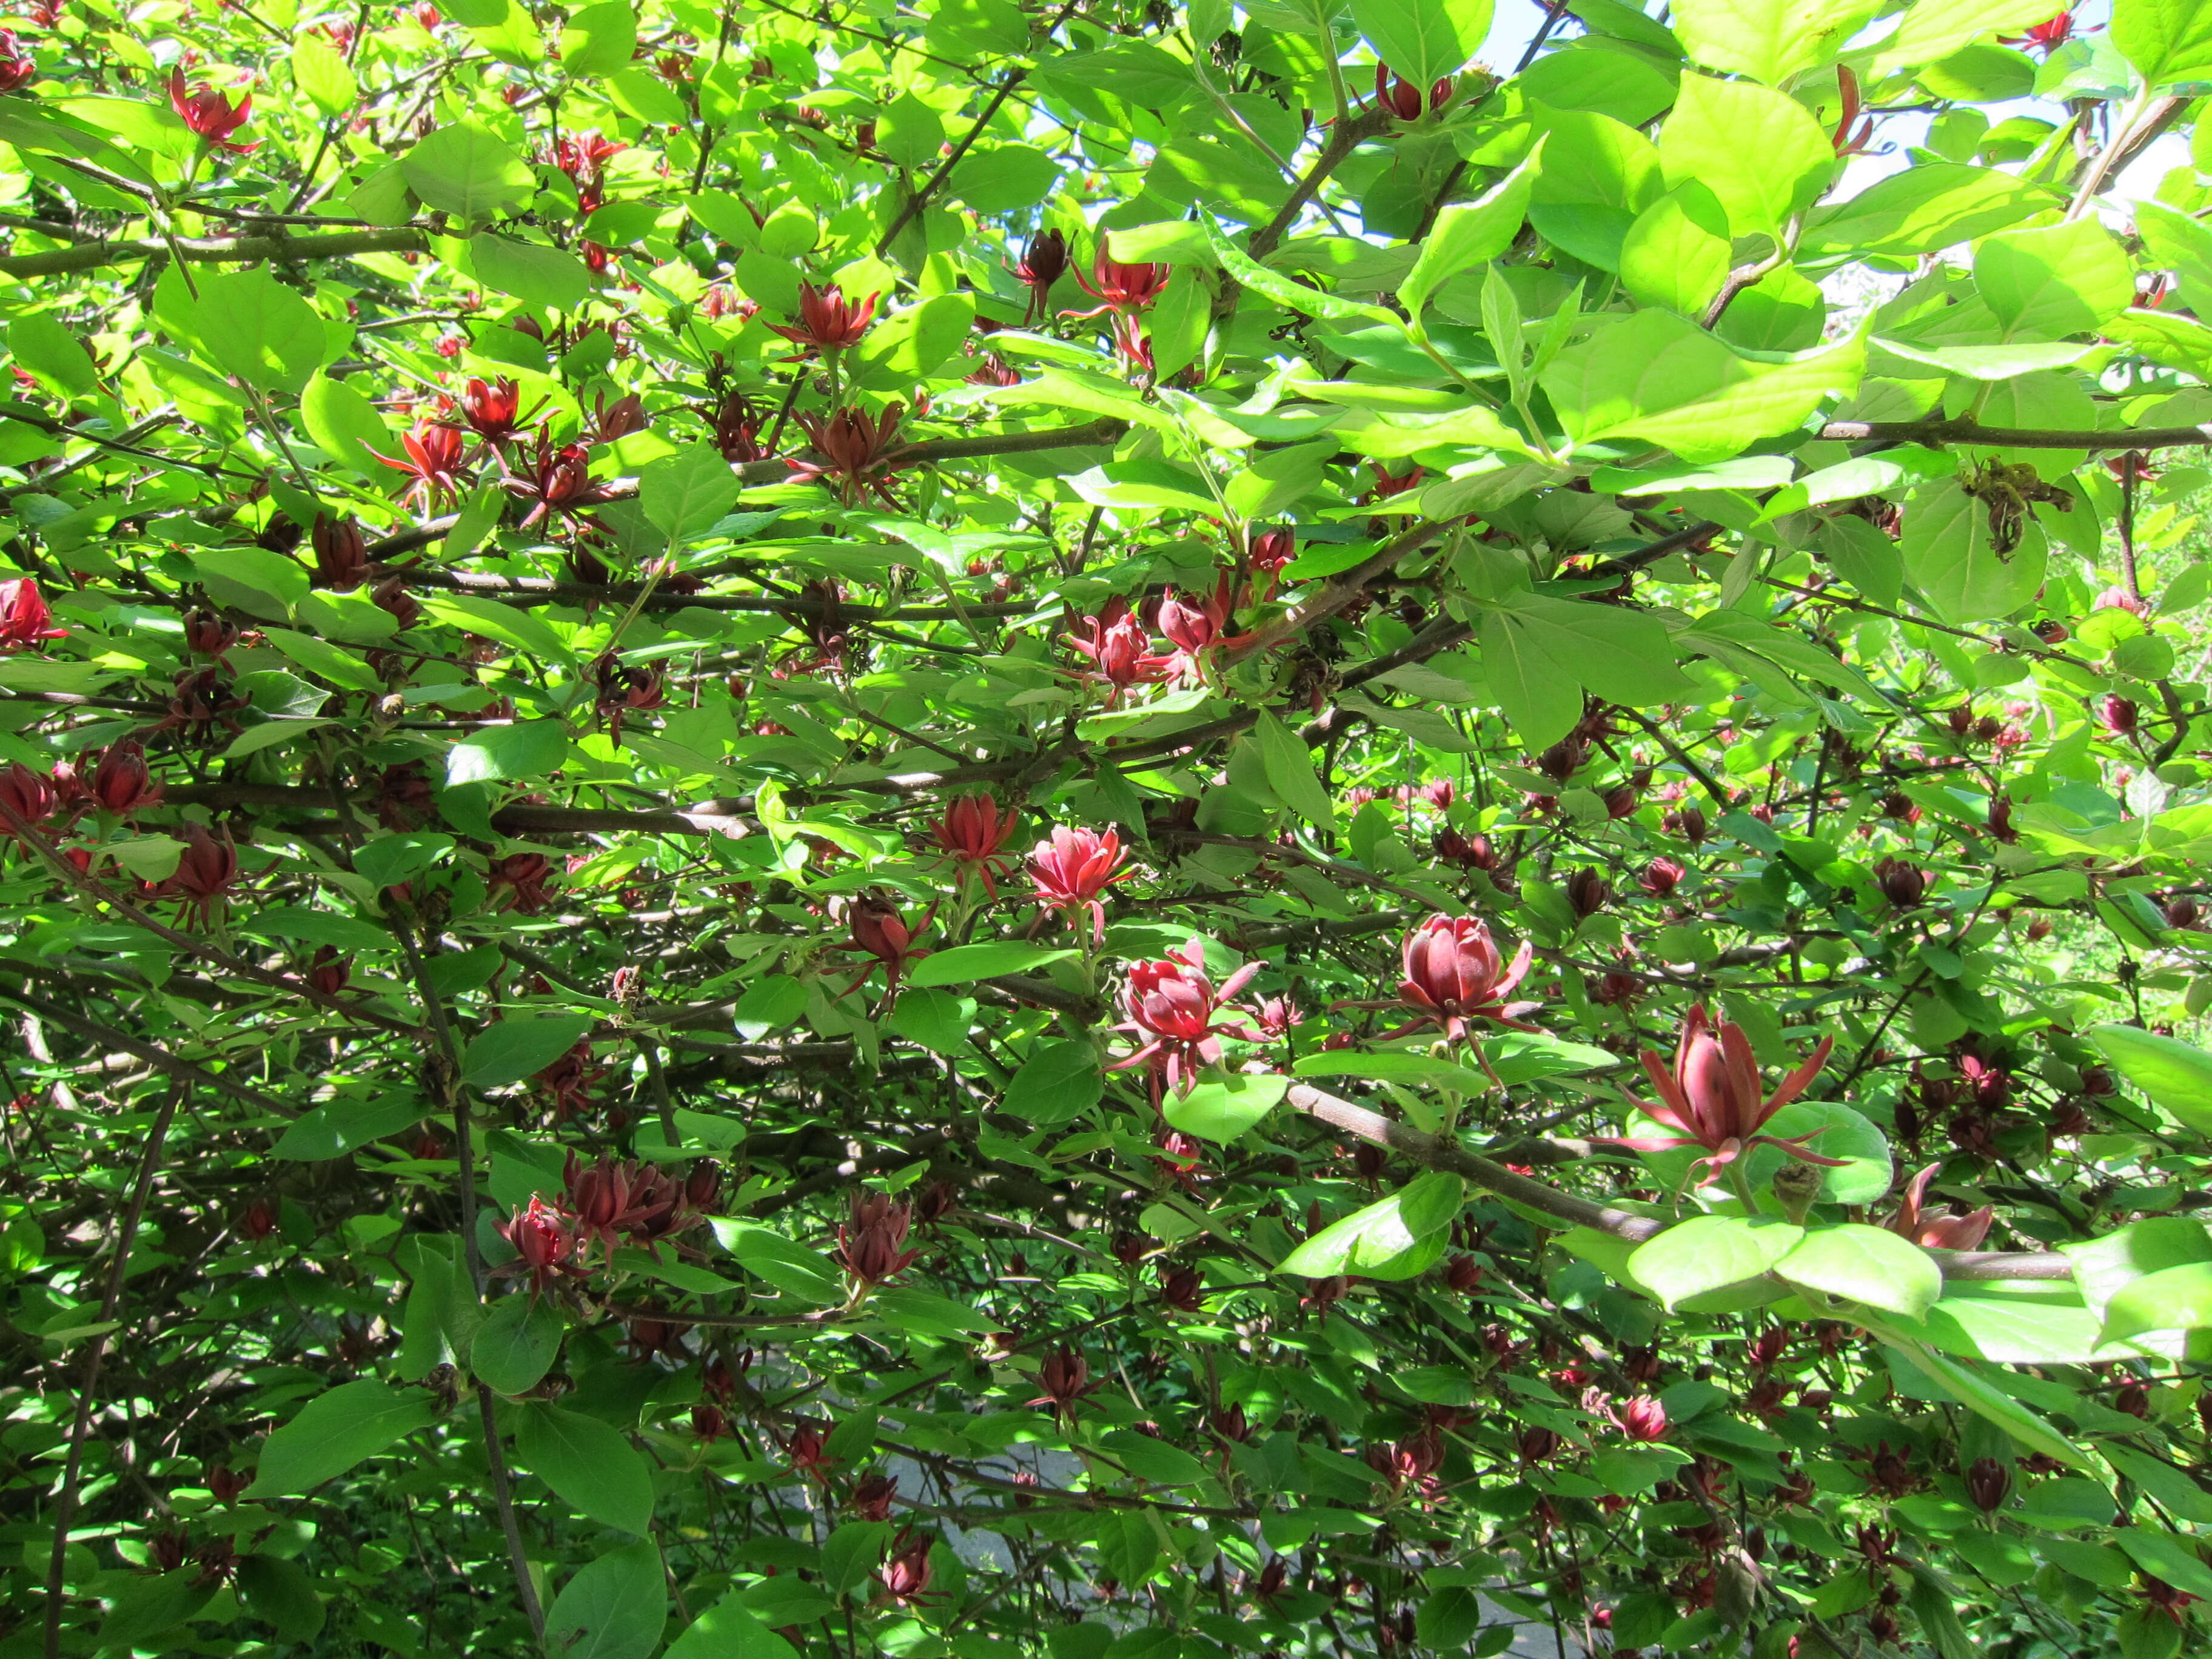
(497, 1195), (584, 1296)
(1598, 1006), (1843, 1185)
(1111, 940), (1263, 1096)
(925, 793), (1019, 898)
(1067, 250), (1169, 318)
(1617, 1397), (1668, 1442)
(0, 578), (64, 651)
(1027, 825), (1132, 943)
(1375, 915), (1540, 1042)
(766, 281), (880, 352)
(1065, 598), (1171, 702)
(169, 66), (258, 152)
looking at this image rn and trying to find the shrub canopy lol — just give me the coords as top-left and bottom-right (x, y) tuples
(6, 1), (2212, 1656)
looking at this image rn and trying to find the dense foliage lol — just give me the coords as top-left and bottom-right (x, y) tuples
(10, 0), (2212, 1655)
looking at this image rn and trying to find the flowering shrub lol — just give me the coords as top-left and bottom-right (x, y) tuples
(1, 4), (2211, 1658)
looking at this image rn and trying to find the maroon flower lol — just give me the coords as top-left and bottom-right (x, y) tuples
(837, 893), (933, 1006)
(837, 1191), (920, 1288)
(372, 420), (470, 508)
(766, 281), (880, 352)
(788, 403), (907, 509)
(1640, 858), (1685, 899)
(0, 760), (56, 842)
(0, 577), (64, 651)
(1029, 1346), (1098, 1419)
(1883, 1162), (1994, 1250)
(1065, 598), (1171, 702)
(564, 1153), (683, 1262)
(1027, 824), (1133, 943)
(454, 375), (536, 446)
(1965, 1457), (2011, 1513)
(489, 851), (554, 913)
(168, 65), (257, 152)
(593, 652), (666, 742)
(1566, 867), (1610, 919)
(1067, 250), (1169, 318)
(310, 514), (369, 588)
(1111, 939), (1263, 1097)
(1011, 229), (1070, 323)
(851, 1472), (899, 1522)
(502, 431), (613, 527)
(876, 1529), (942, 1609)
(710, 389), (768, 463)
(167, 822), (240, 920)
(1373, 62), (1454, 122)
(1598, 1005), (1843, 1185)
(87, 740), (161, 816)
(305, 945), (349, 996)
(1874, 857), (1928, 908)
(1248, 525), (1296, 585)
(925, 793), (1019, 898)
(0, 30), (36, 94)
(497, 1195), (584, 1295)
(2098, 694), (2139, 737)
(1375, 914), (1540, 1042)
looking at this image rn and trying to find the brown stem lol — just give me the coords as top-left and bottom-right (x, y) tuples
(42, 1084), (183, 1659)
(875, 69), (1030, 257)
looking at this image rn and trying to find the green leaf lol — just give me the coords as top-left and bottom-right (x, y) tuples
(516, 1403), (655, 1535)
(260, 628), (384, 693)
(710, 1219), (846, 1302)
(1400, 148), (1542, 319)
(1253, 707), (1335, 825)
(1620, 181), (1732, 318)
(1900, 478), (2048, 625)
(471, 1292), (567, 1395)
(642, 444), (743, 546)
(272, 1094), (424, 1161)
(1658, 72), (1834, 238)
(2116, 1527), (2212, 1602)
(1164, 1072), (1289, 1143)
(191, 269), (327, 397)
(1542, 308), (1865, 464)
(445, 719), (571, 786)
(850, 292), (975, 387)
(1295, 1051), (1491, 1091)
(1201, 211), (1396, 326)
(1974, 220), (2133, 340)
(400, 122), (535, 221)
(243, 1379), (437, 1498)
(301, 373), (397, 480)
(1669, 0), (1878, 83)
(2112, 0), (2212, 87)
(291, 33), (358, 118)
(879, 90), (948, 169)
(235, 1554), (327, 1642)
(1774, 1222), (1942, 1319)
(1351, 0), (1493, 87)
(1801, 162), (2053, 258)
(420, 593), (576, 666)
(1480, 606), (1582, 749)
(666, 1595), (802, 1659)
(2099, 1262), (2212, 1343)
(1873, 0), (2069, 75)
(1004, 1039), (1105, 1127)
(2087, 1024), (2212, 1134)
(1098, 1428), (1210, 1485)
(1278, 1170), (1463, 1279)
(462, 1014), (595, 1088)
(1624, 1216), (1803, 1311)
(471, 232), (590, 313)
(909, 942), (1079, 987)
(94, 1570), (215, 1649)
(1871, 1332), (2099, 1472)
(545, 1540), (668, 1659)
(560, 0), (637, 76)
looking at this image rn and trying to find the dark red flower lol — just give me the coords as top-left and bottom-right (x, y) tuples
(0, 577), (64, 651)
(767, 281), (880, 352)
(454, 376), (536, 446)
(2000, 9), (2076, 53)
(1373, 62), (1453, 122)
(1027, 825), (1132, 943)
(1011, 229), (1070, 323)
(1883, 1162), (1993, 1250)
(501, 431), (612, 527)
(1598, 1005), (1843, 1184)
(925, 793), (1019, 897)
(877, 1529), (942, 1609)
(0, 761), (56, 842)
(372, 421), (470, 507)
(1065, 598), (1171, 702)
(1068, 250), (1169, 318)
(710, 389), (768, 463)
(1639, 858), (1685, 899)
(851, 1472), (899, 1522)
(1248, 526), (1296, 582)
(837, 1191), (920, 1288)
(564, 1153), (683, 1262)
(1966, 1457), (2011, 1513)
(1874, 857), (1928, 908)
(497, 1195), (583, 1295)
(489, 851), (554, 913)
(2099, 694), (2139, 737)
(169, 65), (257, 152)
(1030, 1346), (1098, 1418)
(1374, 914), (1539, 1042)
(837, 893), (933, 1005)
(1111, 939), (1263, 1097)
(167, 822), (240, 919)
(0, 30), (36, 94)
(87, 740), (161, 816)
(788, 403), (907, 509)
(306, 945), (349, 997)
(593, 652), (666, 742)
(310, 515), (369, 588)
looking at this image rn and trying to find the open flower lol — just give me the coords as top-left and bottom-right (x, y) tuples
(1027, 825), (1131, 943)
(1067, 250), (1168, 318)
(1599, 1005), (1843, 1185)
(835, 893), (933, 1007)
(925, 793), (1019, 898)
(1883, 1162), (1994, 1250)
(1353, 915), (1540, 1042)
(372, 420), (471, 508)
(501, 431), (613, 527)
(497, 1196), (585, 1296)
(0, 32), (36, 95)
(1065, 598), (1171, 703)
(0, 578), (65, 651)
(169, 66), (257, 152)
(788, 403), (907, 509)
(452, 375), (538, 446)
(767, 281), (880, 352)
(1110, 940), (1263, 1097)
(1374, 62), (1454, 122)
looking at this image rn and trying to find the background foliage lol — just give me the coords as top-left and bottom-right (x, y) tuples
(5, 0), (2212, 1655)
